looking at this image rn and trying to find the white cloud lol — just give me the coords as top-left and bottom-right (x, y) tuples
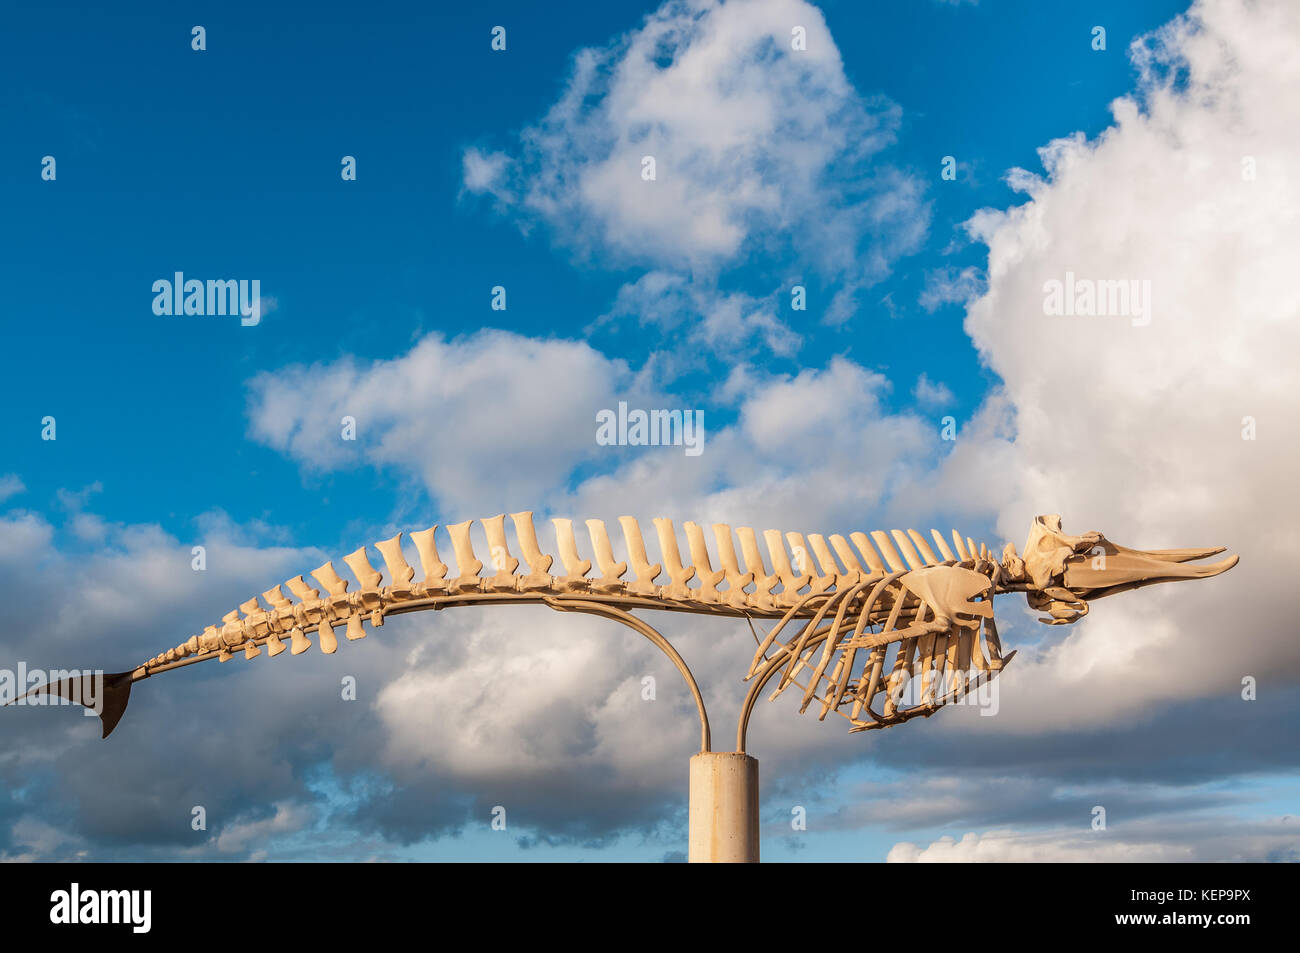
(246, 329), (653, 514)
(924, 0), (1300, 728)
(919, 265), (985, 312)
(214, 802), (314, 855)
(596, 271), (801, 360)
(888, 818), (1300, 862)
(912, 373), (955, 408)
(461, 148), (510, 197)
(0, 475), (24, 503)
(464, 0), (927, 288)
(244, 327), (945, 534)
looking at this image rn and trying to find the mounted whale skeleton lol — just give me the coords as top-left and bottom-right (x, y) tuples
(16, 510), (1236, 861)
(22, 512), (1236, 753)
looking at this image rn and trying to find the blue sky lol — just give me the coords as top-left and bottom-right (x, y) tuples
(2, 0), (1187, 542)
(2, 0), (1297, 863)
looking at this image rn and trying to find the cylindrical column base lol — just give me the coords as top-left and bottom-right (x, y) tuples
(688, 751), (759, 863)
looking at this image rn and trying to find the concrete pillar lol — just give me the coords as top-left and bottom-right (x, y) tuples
(688, 751), (759, 863)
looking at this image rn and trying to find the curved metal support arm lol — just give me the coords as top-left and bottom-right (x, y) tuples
(737, 632), (831, 754)
(544, 598), (711, 754)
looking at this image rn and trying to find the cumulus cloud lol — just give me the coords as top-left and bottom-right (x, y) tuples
(464, 0), (928, 300)
(244, 329), (944, 536)
(246, 330), (656, 515)
(933, 0), (1300, 729)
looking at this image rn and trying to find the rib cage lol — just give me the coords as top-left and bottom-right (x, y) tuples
(141, 513), (1013, 729)
(744, 568), (1012, 731)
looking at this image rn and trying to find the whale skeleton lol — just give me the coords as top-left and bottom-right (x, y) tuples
(14, 512), (1236, 749)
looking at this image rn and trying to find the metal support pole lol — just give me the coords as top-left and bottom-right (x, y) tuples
(688, 751), (759, 863)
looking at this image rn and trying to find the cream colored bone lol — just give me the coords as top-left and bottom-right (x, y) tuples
(737, 527), (778, 609)
(586, 519), (627, 592)
(619, 516), (662, 596)
(829, 534), (867, 578)
(311, 562), (349, 597)
(289, 626), (311, 655)
(318, 620), (339, 654)
(1022, 514), (1103, 589)
(511, 512), (554, 590)
(482, 514), (521, 591)
(134, 513), (1232, 738)
(684, 522), (724, 603)
(850, 532), (887, 576)
(712, 523), (753, 609)
(375, 534), (416, 588)
(767, 530), (811, 605)
(654, 518), (695, 601)
(409, 526), (448, 592)
(804, 534), (847, 591)
(871, 531), (909, 573)
(343, 547), (383, 591)
(908, 530), (941, 566)
(284, 575), (318, 602)
(891, 530), (928, 571)
(952, 532), (971, 561)
(446, 520), (484, 592)
(900, 566), (994, 628)
(552, 518), (592, 590)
